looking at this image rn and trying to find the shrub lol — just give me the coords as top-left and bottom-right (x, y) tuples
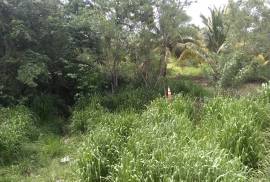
(0, 106), (37, 164)
(71, 93), (143, 134)
(218, 53), (244, 87)
(234, 61), (258, 85)
(257, 63), (270, 81)
(217, 52), (261, 88)
(101, 87), (159, 112)
(70, 103), (106, 133)
(166, 79), (212, 98)
(142, 95), (195, 122)
(77, 126), (122, 182)
(74, 78), (210, 114)
(101, 80), (210, 112)
(114, 141), (247, 181)
(30, 94), (67, 121)
(40, 135), (65, 158)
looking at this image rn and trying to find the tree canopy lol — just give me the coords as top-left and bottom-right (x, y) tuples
(1, 0), (270, 107)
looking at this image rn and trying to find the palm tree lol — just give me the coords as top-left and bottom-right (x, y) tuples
(200, 7), (229, 53)
(175, 7), (229, 81)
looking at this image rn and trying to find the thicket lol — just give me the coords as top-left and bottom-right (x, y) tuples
(1, 0), (270, 115)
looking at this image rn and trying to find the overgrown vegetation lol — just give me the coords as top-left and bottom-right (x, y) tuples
(74, 91), (270, 181)
(0, 106), (37, 164)
(1, 0), (270, 181)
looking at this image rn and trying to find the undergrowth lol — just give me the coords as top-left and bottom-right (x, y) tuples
(74, 91), (270, 181)
(1, 82), (270, 181)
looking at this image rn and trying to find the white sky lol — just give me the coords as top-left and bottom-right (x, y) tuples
(186, 0), (229, 27)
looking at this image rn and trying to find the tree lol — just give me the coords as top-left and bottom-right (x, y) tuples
(71, 0), (132, 92)
(177, 7), (229, 82)
(154, 0), (192, 81)
(125, 0), (193, 86)
(0, 0), (75, 106)
(226, 0), (270, 58)
(201, 7), (229, 53)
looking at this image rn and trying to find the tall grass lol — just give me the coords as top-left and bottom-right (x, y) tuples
(75, 95), (266, 181)
(0, 106), (37, 164)
(70, 103), (106, 133)
(73, 79), (211, 115)
(76, 112), (138, 181)
(201, 97), (268, 168)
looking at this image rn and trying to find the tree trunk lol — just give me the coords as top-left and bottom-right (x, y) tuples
(3, 36), (11, 57)
(155, 46), (169, 87)
(111, 59), (119, 93)
(139, 60), (150, 87)
(159, 47), (170, 77)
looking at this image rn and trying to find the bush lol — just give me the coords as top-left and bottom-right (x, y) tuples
(165, 79), (212, 98)
(77, 126), (122, 182)
(40, 135), (65, 158)
(257, 63), (270, 81)
(111, 97), (247, 181)
(0, 106), (37, 164)
(142, 95), (195, 122)
(217, 52), (262, 88)
(115, 140), (247, 181)
(234, 61), (259, 85)
(101, 87), (159, 112)
(70, 103), (106, 133)
(74, 77), (211, 114)
(103, 79), (210, 112)
(218, 52), (246, 87)
(30, 94), (67, 121)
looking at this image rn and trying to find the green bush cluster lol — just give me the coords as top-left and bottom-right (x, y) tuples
(31, 94), (57, 121)
(217, 52), (268, 88)
(70, 104), (106, 133)
(74, 94), (267, 181)
(73, 79), (210, 114)
(111, 97), (246, 181)
(0, 106), (37, 164)
(101, 87), (158, 112)
(217, 52), (251, 87)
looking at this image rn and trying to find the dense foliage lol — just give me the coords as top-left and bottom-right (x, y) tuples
(1, 0), (270, 181)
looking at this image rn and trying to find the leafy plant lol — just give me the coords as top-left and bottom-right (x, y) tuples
(218, 52), (255, 88)
(0, 106), (37, 164)
(201, 7), (229, 53)
(31, 94), (62, 121)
